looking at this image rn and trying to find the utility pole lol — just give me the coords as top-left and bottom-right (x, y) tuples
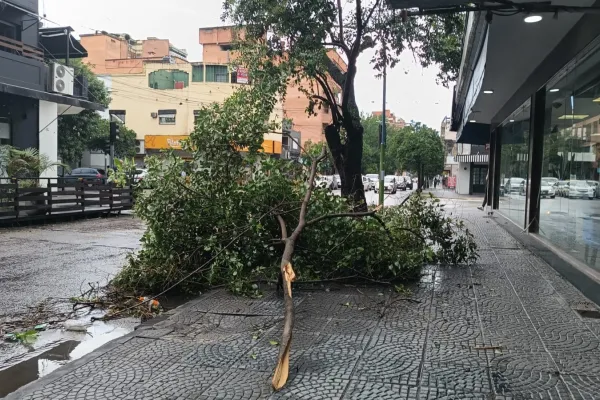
(109, 120), (119, 168)
(379, 47), (387, 206)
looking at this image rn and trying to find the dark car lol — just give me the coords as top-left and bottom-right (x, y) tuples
(403, 177), (413, 190)
(63, 168), (106, 185)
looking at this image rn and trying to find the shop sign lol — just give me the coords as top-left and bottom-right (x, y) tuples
(447, 176), (457, 188)
(145, 135), (189, 150)
(237, 67), (249, 84)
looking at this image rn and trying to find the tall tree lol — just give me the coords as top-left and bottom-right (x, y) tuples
(361, 115), (405, 174)
(58, 60), (110, 165)
(395, 122), (444, 187)
(224, 0), (463, 209)
(87, 120), (138, 160)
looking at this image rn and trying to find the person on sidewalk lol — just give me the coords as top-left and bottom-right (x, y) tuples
(478, 172), (489, 211)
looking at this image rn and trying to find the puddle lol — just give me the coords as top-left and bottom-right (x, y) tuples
(0, 312), (137, 398)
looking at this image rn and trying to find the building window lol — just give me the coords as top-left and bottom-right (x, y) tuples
(205, 65), (229, 83)
(0, 119), (10, 145)
(192, 64), (204, 82)
(193, 110), (201, 123)
(110, 110), (126, 124)
(148, 70), (189, 90)
(158, 109), (176, 125)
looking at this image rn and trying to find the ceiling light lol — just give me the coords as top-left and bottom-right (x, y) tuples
(524, 15), (543, 23)
(510, 119), (515, 123)
(483, 90), (494, 94)
(557, 114), (589, 120)
(469, 120), (476, 123)
(549, 88), (560, 93)
(593, 97), (600, 103)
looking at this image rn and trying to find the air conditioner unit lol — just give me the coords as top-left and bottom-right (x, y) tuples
(51, 62), (74, 96)
(135, 140), (145, 155)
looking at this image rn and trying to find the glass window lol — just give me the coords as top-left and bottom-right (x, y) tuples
(540, 49), (600, 272)
(192, 64), (204, 82)
(159, 115), (176, 125)
(499, 101), (531, 226)
(205, 65), (229, 83)
(0, 119), (10, 145)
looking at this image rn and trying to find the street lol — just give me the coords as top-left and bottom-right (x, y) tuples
(0, 216), (144, 319)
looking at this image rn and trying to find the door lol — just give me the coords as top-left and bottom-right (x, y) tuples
(472, 164), (488, 194)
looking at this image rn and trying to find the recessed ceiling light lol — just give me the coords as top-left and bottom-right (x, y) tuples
(549, 88), (560, 93)
(483, 90), (494, 94)
(557, 114), (589, 120)
(593, 97), (600, 103)
(524, 15), (543, 23)
(510, 119), (515, 123)
(469, 120), (476, 123)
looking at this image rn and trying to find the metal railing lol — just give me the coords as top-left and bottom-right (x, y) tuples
(0, 34), (44, 62)
(0, 178), (134, 222)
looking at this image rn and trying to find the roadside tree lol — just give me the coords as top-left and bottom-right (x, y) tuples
(395, 122), (444, 188)
(224, 0), (463, 209)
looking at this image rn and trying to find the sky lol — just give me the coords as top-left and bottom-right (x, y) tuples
(42, 0), (453, 131)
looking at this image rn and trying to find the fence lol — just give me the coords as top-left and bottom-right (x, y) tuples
(0, 178), (134, 224)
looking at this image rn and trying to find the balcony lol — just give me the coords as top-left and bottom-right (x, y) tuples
(0, 34), (46, 92)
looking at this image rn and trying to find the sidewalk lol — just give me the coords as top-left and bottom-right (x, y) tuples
(6, 212), (600, 399)
(425, 188), (485, 202)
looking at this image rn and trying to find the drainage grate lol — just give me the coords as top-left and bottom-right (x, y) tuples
(575, 309), (600, 319)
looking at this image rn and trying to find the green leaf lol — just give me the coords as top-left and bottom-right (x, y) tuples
(269, 340), (280, 346)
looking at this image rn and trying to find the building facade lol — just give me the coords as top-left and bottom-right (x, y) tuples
(451, 2), (600, 285)
(80, 29), (283, 164)
(0, 0), (103, 179)
(440, 116), (459, 188)
(371, 110), (406, 129)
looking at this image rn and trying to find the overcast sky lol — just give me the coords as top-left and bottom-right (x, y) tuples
(42, 0), (452, 131)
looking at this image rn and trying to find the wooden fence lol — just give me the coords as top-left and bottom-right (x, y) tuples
(0, 178), (134, 224)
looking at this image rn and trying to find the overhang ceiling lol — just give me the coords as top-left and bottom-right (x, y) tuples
(466, 0), (595, 125)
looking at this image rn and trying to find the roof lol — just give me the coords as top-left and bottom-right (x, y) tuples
(39, 27), (88, 59)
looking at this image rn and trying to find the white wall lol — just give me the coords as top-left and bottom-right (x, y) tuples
(457, 162), (471, 195)
(39, 100), (58, 185)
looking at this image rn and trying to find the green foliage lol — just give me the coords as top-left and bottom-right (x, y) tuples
(57, 60), (112, 165)
(107, 158), (136, 188)
(0, 145), (69, 186)
(361, 115), (406, 174)
(301, 140), (335, 175)
(395, 122), (444, 177)
(88, 121), (137, 159)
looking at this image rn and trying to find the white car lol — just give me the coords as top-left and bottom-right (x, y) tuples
(134, 169), (148, 184)
(362, 175), (375, 191)
(506, 177), (525, 194)
(568, 180), (595, 199)
(374, 175), (397, 194)
(540, 178), (557, 199)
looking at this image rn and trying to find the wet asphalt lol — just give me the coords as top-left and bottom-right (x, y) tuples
(0, 215), (145, 318)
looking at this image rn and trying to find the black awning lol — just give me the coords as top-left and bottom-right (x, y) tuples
(457, 122), (490, 145)
(39, 27), (88, 59)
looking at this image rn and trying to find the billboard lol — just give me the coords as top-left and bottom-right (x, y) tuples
(144, 135), (188, 150)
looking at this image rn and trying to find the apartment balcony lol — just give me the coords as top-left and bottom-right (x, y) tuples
(0, 34), (47, 92)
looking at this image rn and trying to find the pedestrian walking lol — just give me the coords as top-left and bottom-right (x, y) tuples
(478, 172), (489, 211)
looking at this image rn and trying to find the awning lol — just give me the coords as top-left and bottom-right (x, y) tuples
(456, 122), (490, 145)
(39, 27), (88, 59)
(456, 154), (489, 163)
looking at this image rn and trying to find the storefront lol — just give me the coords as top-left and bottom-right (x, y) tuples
(453, 6), (600, 277)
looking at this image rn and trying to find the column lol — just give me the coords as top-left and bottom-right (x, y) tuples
(38, 100), (58, 187)
(492, 127), (502, 209)
(527, 88), (546, 233)
(487, 127), (495, 208)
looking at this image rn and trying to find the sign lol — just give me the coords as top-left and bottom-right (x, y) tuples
(144, 135), (189, 150)
(485, 143), (490, 150)
(447, 176), (457, 189)
(237, 67), (249, 84)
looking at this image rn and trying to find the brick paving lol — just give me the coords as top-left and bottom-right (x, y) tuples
(6, 213), (600, 399)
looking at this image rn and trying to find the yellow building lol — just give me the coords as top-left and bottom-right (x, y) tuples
(80, 33), (282, 163)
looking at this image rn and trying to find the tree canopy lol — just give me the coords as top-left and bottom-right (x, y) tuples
(224, 0), (463, 208)
(395, 122), (444, 179)
(57, 60), (112, 165)
(361, 115), (406, 174)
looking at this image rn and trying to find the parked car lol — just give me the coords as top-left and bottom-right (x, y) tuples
(333, 174), (341, 190)
(405, 177), (413, 190)
(134, 169), (148, 184)
(362, 175), (375, 191)
(397, 177), (407, 191)
(568, 180), (595, 199)
(63, 168), (105, 185)
(375, 175), (397, 194)
(505, 177), (525, 194)
(586, 180), (600, 198)
(540, 177), (557, 199)
(557, 181), (569, 197)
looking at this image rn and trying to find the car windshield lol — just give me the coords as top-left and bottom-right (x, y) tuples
(384, 177), (395, 183)
(541, 179), (555, 185)
(573, 181), (588, 187)
(135, 169), (145, 174)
